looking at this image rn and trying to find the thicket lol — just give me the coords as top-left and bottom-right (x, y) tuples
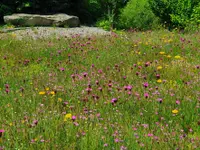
(0, 0), (199, 31)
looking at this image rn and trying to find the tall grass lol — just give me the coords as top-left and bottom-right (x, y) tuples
(0, 30), (200, 149)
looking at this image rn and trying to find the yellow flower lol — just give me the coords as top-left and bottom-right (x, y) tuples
(172, 109), (179, 114)
(175, 55), (181, 59)
(159, 52), (165, 54)
(64, 113), (72, 121)
(167, 55), (171, 58)
(157, 79), (162, 83)
(58, 98), (62, 102)
(157, 66), (162, 70)
(50, 91), (55, 95)
(39, 91), (46, 95)
(45, 87), (50, 91)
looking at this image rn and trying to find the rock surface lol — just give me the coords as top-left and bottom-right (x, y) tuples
(0, 27), (111, 40)
(4, 13), (80, 27)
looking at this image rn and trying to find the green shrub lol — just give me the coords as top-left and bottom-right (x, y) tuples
(185, 3), (200, 32)
(119, 0), (159, 30)
(149, 0), (199, 29)
(96, 19), (112, 30)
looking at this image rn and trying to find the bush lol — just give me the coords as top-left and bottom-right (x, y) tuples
(185, 3), (200, 32)
(96, 19), (112, 30)
(149, 0), (199, 29)
(119, 0), (159, 30)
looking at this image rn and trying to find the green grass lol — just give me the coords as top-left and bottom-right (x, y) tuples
(0, 30), (200, 150)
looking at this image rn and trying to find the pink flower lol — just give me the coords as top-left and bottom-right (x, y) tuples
(144, 93), (149, 98)
(83, 72), (88, 77)
(98, 69), (103, 74)
(133, 127), (137, 131)
(5, 84), (9, 88)
(143, 82), (149, 88)
(114, 138), (120, 143)
(59, 67), (65, 71)
(0, 129), (5, 133)
(33, 120), (38, 125)
(148, 133), (153, 137)
(120, 145), (127, 150)
(176, 100), (180, 105)
(72, 116), (76, 121)
(111, 98), (118, 104)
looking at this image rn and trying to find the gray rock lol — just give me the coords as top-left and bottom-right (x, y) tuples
(3, 13), (80, 27)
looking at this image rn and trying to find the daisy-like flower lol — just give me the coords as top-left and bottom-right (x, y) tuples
(167, 55), (171, 58)
(39, 91), (46, 95)
(157, 66), (162, 70)
(50, 91), (55, 95)
(159, 52), (165, 54)
(157, 79), (162, 83)
(64, 113), (72, 121)
(172, 109), (179, 114)
(175, 55), (181, 59)
(45, 87), (49, 91)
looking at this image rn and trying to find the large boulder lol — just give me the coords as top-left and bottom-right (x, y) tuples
(3, 13), (80, 27)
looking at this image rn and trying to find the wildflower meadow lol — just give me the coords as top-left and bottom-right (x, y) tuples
(0, 30), (200, 150)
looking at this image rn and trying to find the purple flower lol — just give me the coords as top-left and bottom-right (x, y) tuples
(157, 98), (163, 103)
(59, 67), (65, 71)
(124, 85), (132, 91)
(72, 116), (76, 121)
(144, 93), (149, 98)
(0, 130), (5, 133)
(5, 84), (9, 88)
(83, 72), (88, 77)
(143, 82), (149, 88)
(86, 88), (92, 94)
(111, 98), (118, 104)
(145, 62), (150, 67)
(33, 120), (38, 125)
(156, 74), (160, 79)
(98, 69), (103, 74)
(114, 138), (120, 143)
(5, 89), (10, 94)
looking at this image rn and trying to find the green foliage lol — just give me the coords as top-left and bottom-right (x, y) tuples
(185, 3), (200, 32)
(96, 19), (112, 30)
(149, 0), (199, 29)
(119, 0), (159, 30)
(190, 3), (200, 24)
